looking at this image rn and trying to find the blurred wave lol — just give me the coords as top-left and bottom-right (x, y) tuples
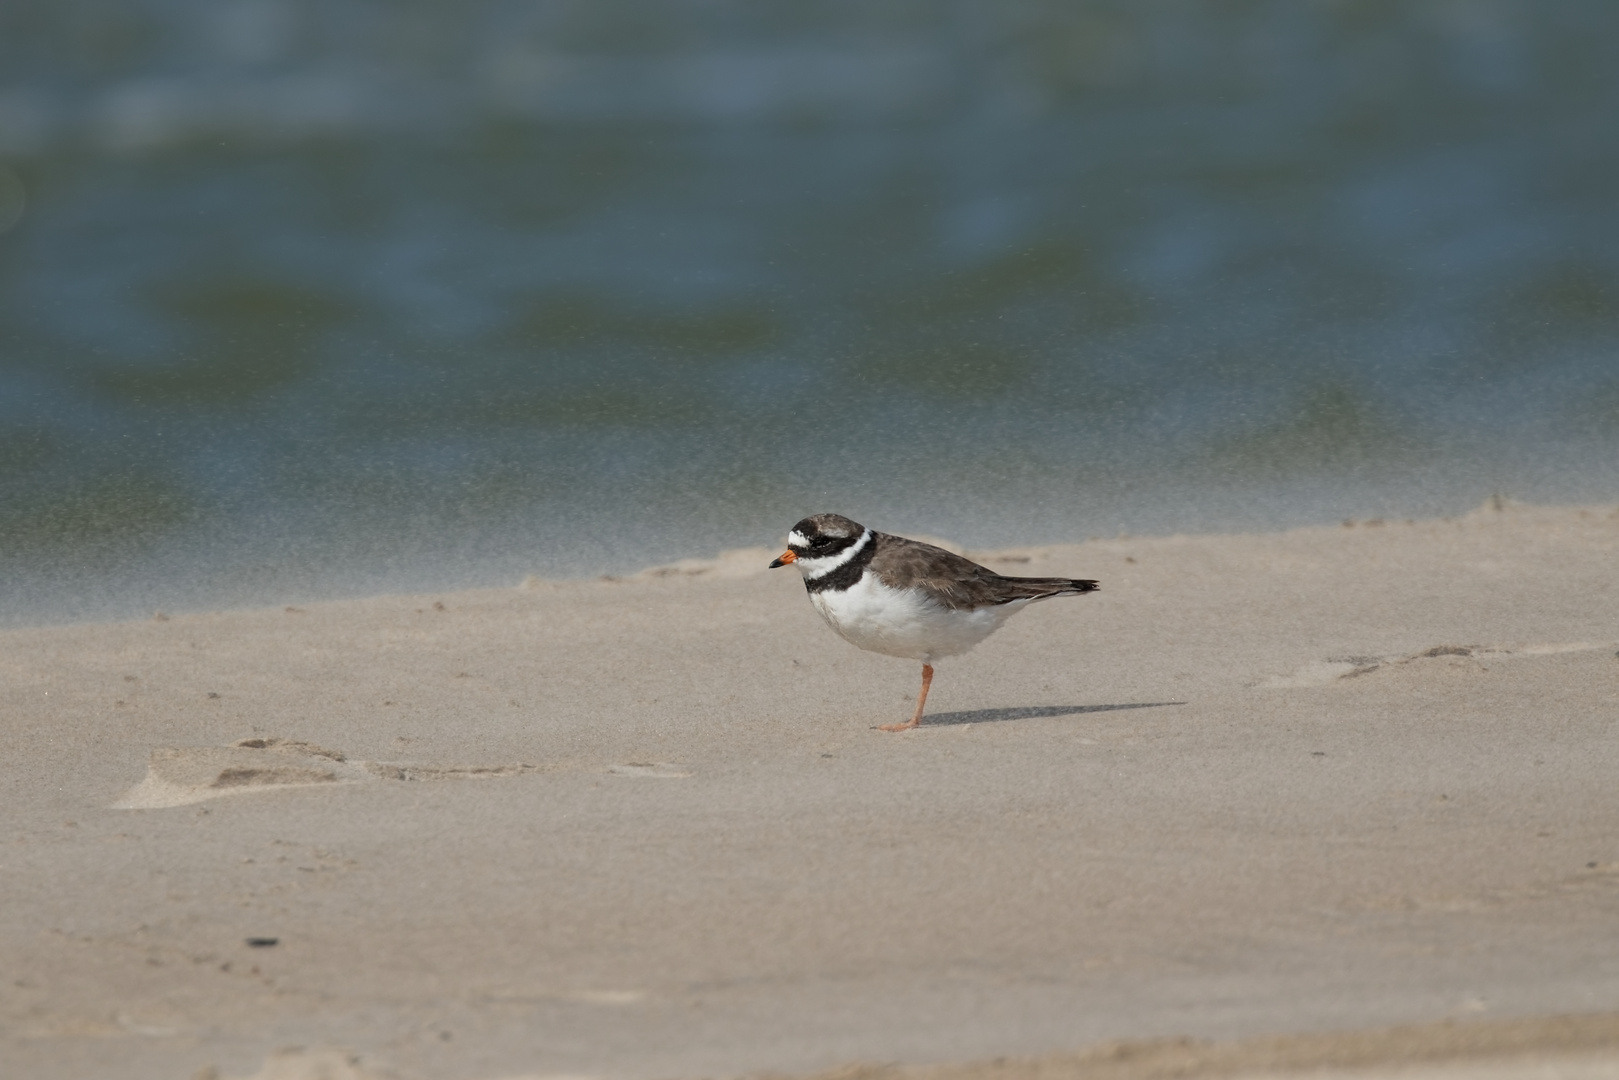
(2, 1), (1618, 623)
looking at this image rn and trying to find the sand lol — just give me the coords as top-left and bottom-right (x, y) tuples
(2, 500), (1617, 1080)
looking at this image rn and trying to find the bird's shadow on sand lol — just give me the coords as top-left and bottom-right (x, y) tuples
(919, 701), (1186, 727)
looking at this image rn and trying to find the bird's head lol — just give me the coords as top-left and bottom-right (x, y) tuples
(769, 513), (868, 573)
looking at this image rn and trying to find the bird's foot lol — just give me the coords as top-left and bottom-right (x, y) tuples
(877, 663), (932, 731)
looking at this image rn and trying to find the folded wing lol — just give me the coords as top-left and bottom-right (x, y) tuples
(869, 533), (1099, 612)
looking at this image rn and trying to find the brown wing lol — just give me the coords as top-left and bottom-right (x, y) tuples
(868, 533), (1099, 612)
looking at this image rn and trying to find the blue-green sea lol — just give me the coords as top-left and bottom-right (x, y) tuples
(2, 1), (1617, 625)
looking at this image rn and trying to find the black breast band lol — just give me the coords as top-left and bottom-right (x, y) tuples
(805, 534), (878, 594)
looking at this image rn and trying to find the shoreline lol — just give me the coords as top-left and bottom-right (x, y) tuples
(15, 496), (1614, 633)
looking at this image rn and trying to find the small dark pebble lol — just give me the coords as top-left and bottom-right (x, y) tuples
(246, 937), (279, 948)
(1590, 862), (1600, 869)
(1310, 751), (1326, 757)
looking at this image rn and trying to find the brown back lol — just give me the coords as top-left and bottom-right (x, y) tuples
(867, 532), (1098, 611)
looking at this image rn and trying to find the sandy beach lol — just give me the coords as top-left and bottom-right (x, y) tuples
(3, 500), (1617, 1080)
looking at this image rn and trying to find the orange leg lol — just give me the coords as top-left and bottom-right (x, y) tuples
(879, 663), (933, 732)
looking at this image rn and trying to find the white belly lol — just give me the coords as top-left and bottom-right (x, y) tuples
(808, 576), (1016, 663)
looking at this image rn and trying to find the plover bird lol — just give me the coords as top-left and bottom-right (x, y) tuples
(770, 513), (1098, 731)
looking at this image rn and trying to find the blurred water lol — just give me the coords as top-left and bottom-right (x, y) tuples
(2, 1), (1618, 624)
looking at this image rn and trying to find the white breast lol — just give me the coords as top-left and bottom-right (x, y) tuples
(808, 573), (1016, 663)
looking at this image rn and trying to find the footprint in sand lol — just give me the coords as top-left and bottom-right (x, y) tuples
(1258, 641), (1618, 688)
(112, 737), (549, 809)
(1259, 658), (1383, 687)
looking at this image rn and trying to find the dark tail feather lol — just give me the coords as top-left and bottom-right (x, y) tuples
(994, 576), (1099, 602)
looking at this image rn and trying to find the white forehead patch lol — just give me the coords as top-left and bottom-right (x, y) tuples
(789, 530), (812, 549)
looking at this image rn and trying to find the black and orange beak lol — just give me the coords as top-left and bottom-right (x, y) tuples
(768, 549), (797, 569)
